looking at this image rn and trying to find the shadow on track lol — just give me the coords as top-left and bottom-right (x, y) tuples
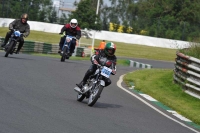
(76, 100), (122, 109)
(94, 102), (122, 109)
(1, 56), (35, 61)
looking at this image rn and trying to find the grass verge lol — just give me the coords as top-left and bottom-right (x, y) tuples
(29, 53), (90, 60)
(26, 53), (130, 66)
(0, 27), (177, 61)
(179, 42), (200, 59)
(124, 69), (200, 125)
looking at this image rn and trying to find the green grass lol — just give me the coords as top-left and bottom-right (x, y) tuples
(30, 53), (90, 60)
(117, 59), (130, 66)
(0, 27), (61, 44)
(179, 43), (200, 59)
(0, 27), (177, 61)
(124, 69), (200, 125)
(30, 53), (130, 66)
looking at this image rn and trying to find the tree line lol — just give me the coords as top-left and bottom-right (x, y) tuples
(100, 0), (200, 41)
(0, 0), (64, 23)
(1, 0), (200, 41)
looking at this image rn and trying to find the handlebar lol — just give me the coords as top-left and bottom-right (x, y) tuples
(66, 35), (76, 39)
(59, 33), (77, 40)
(95, 63), (102, 69)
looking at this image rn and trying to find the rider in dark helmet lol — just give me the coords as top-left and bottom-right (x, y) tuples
(76, 42), (117, 90)
(1, 13), (30, 54)
(58, 18), (81, 56)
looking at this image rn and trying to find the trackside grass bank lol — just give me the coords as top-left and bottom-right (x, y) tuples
(0, 27), (177, 61)
(124, 69), (200, 125)
(27, 53), (129, 66)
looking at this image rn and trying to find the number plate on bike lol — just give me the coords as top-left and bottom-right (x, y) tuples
(101, 66), (112, 78)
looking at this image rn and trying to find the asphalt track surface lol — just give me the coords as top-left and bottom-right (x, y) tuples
(0, 52), (199, 133)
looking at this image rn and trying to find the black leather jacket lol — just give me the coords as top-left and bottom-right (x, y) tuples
(60, 24), (81, 40)
(91, 50), (117, 74)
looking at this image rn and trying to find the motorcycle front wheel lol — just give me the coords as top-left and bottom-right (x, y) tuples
(88, 83), (104, 107)
(61, 46), (68, 62)
(5, 41), (14, 57)
(77, 93), (86, 102)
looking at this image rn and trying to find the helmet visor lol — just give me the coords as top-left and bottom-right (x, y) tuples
(107, 49), (115, 55)
(21, 14), (28, 20)
(21, 18), (27, 23)
(70, 23), (77, 28)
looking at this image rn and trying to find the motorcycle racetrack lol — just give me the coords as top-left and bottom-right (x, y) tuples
(0, 52), (199, 133)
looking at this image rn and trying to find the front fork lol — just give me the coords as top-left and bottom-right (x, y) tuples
(6, 40), (16, 51)
(62, 39), (72, 53)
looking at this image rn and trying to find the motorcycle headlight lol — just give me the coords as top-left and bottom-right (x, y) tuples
(14, 31), (21, 37)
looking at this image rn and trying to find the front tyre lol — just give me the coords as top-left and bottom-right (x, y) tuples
(61, 46), (68, 62)
(77, 93), (85, 102)
(88, 84), (104, 107)
(5, 41), (14, 57)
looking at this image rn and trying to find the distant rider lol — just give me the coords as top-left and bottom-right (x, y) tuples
(1, 13), (30, 54)
(98, 40), (106, 50)
(76, 42), (117, 89)
(58, 19), (81, 56)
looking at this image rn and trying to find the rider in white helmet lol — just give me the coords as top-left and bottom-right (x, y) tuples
(58, 18), (81, 55)
(70, 19), (78, 28)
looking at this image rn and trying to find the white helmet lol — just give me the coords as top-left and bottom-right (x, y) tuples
(70, 19), (78, 28)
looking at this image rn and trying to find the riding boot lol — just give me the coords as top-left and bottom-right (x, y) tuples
(15, 48), (20, 54)
(1, 36), (9, 47)
(2, 31), (12, 47)
(58, 47), (61, 53)
(1, 42), (6, 47)
(16, 42), (23, 54)
(76, 81), (86, 89)
(68, 52), (72, 56)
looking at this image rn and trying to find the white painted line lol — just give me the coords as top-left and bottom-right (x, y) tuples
(167, 110), (192, 122)
(117, 74), (200, 133)
(140, 94), (158, 102)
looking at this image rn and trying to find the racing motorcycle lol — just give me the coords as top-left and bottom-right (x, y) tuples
(74, 59), (115, 107)
(60, 35), (76, 62)
(4, 30), (22, 57)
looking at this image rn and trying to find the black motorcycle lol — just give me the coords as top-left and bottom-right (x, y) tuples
(74, 60), (115, 107)
(60, 35), (76, 62)
(4, 30), (22, 57)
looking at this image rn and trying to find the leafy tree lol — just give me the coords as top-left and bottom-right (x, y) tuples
(1, 0), (200, 41)
(0, 0), (54, 22)
(37, 0), (54, 22)
(122, 20), (129, 33)
(103, 0), (137, 33)
(100, 2), (109, 30)
(135, 0), (200, 41)
(38, 10), (47, 22)
(47, 6), (57, 23)
(59, 13), (67, 25)
(68, 0), (101, 30)
(112, 22), (120, 32)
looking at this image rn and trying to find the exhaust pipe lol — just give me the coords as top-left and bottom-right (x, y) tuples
(74, 87), (83, 94)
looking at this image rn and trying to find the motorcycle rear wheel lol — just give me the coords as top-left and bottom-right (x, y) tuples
(88, 84), (103, 107)
(5, 41), (14, 57)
